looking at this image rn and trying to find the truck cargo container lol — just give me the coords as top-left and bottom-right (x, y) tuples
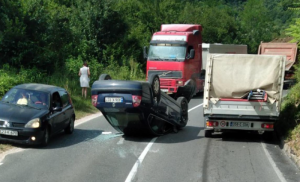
(258, 42), (298, 88)
(203, 54), (285, 138)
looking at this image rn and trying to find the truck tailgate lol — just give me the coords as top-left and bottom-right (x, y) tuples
(204, 100), (279, 117)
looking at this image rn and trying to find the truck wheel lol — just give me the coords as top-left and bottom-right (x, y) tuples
(99, 74), (112, 80)
(148, 74), (161, 103)
(204, 130), (213, 138)
(176, 96), (188, 128)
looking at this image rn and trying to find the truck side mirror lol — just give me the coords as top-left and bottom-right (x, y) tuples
(143, 46), (148, 59)
(189, 49), (195, 59)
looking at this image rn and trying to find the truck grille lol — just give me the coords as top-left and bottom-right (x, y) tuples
(148, 70), (182, 78)
(160, 80), (173, 86)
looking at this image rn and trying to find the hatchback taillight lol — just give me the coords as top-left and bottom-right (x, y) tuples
(132, 95), (142, 107)
(91, 95), (98, 107)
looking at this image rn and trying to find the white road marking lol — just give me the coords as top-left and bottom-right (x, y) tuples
(102, 131), (112, 135)
(125, 137), (158, 182)
(117, 138), (125, 145)
(75, 113), (103, 127)
(125, 103), (203, 182)
(261, 142), (287, 182)
(0, 148), (24, 164)
(188, 104), (203, 112)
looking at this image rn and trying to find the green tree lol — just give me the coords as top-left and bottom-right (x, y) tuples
(237, 0), (274, 53)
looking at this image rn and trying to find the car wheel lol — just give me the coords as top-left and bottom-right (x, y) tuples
(64, 117), (75, 134)
(176, 96), (188, 128)
(204, 130), (213, 138)
(148, 74), (160, 103)
(41, 127), (50, 147)
(99, 74), (112, 80)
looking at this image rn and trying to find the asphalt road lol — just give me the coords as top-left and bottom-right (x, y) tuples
(0, 95), (300, 182)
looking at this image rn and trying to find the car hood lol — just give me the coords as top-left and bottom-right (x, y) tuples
(0, 103), (49, 123)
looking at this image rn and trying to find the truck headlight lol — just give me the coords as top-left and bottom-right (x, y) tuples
(176, 81), (183, 85)
(25, 118), (41, 128)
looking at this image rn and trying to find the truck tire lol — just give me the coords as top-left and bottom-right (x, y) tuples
(205, 130), (213, 138)
(148, 74), (161, 103)
(176, 96), (188, 128)
(99, 74), (112, 80)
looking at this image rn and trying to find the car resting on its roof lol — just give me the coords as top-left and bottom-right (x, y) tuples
(91, 74), (194, 136)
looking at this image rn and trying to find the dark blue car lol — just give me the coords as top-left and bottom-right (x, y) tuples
(91, 74), (194, 136)
(0, 83), (75, 146)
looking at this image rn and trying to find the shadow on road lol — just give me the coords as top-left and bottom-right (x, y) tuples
(123, 126), (204, 144)
(208, 131), (280, 145)
(8, 129), (108, 149)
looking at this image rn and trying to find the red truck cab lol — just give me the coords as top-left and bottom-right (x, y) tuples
(145, 24), (203, 96)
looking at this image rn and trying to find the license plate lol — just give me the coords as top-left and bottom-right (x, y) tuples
(230, 122), (249, 128)
(0, 129), (18, 136)
(161, 89), (168, 93)
(105, 97), (123, 103)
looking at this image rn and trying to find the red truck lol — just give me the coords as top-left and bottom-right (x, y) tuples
(144, 24), (203, 98)
(258, 42), (298, 88)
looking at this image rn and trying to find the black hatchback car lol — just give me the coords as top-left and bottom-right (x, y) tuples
(0, 83), (75, 146)
(92, 74), (194, 136)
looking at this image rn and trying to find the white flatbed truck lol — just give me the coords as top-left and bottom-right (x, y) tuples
(203, 54), (285, 137)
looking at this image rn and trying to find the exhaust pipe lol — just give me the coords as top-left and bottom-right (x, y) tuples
(258, 130), (265, 135)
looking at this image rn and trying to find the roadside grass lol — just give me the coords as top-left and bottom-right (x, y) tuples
(277, 81), (300, 156)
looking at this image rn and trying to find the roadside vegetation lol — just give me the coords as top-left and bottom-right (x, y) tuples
(0, 0), (300, 156)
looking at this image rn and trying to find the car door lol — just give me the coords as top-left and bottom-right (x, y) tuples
(49, 91), (65, 133)
(58, 90), (73, 129)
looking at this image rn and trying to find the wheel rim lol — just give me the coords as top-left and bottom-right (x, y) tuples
(153, 78), (160, 95)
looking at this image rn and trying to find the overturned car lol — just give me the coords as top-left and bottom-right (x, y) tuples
(91, 74), (195, 136)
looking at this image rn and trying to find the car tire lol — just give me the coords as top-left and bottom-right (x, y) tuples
(64, 117), (75, 134)
(186, 79), (196, 102)
(204, 130), (213, 138)
(41, 126), (50, 147)
(148, 74), (160, 103)
(99, 74), (112, 80)
(176, 96), (188, 128)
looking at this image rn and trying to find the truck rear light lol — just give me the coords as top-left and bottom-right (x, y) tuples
(91, 95), (98, 107)
(206, 121), (218, 127)
(132, 95), (142, 107)
(261, 123), (274, 129)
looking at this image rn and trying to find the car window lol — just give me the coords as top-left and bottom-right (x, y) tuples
(52, 92), (62, 108)
(59, 90), (70, 108)
(1, 88), (18, 103)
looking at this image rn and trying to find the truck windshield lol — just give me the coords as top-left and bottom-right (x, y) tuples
(148, 45), (186, 61)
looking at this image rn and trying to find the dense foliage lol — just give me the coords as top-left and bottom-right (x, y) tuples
(1, 0), (298, 73)
(0, 0), (300, 124)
